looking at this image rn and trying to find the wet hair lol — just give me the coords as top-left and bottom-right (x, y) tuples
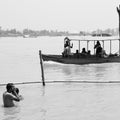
(6, 83), (14, 91)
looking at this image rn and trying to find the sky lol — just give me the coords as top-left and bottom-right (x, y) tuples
(0, 0), (120, 32)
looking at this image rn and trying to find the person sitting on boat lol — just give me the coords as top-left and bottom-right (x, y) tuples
(81, 48), (87, 56)
(74, 49), (79, 58)
(94, 41), (103, 57)
(101, 49), (108, 58)
(87, 50), (91, 56)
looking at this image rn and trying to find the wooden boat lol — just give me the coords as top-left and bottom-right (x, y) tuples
(41, 37), (120, 65)
(41, 6), (120, 65)
(42, 54), (120, 65)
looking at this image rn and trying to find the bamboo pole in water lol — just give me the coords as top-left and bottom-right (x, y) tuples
(39, 50), (45, 86)
(1, 80), (120, 87)
(117, 5), (120, 55)
(78, 40), (80, 53)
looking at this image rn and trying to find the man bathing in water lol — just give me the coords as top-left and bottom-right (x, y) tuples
(3, 83), (22, 107)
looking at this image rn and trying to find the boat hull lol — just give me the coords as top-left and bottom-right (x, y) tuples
(42, 54), (120, 65)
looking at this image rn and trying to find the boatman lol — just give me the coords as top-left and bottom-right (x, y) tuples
(3, 83), (22, 107)
(63, 37), (73, 56)
(94, 41), (102, 57)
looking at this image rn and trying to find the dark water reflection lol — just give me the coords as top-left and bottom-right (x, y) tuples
(44, 62), (120, 81)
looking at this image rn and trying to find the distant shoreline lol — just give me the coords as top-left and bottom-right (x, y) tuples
(0, 34), (116, 38)
(0, 27), (119, 38)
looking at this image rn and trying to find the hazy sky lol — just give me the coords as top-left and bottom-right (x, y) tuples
(0, 0), (120, 32)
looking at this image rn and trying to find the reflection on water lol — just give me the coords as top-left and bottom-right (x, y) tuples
(0, 37), (120, 120)
(44, 62), (120, 81)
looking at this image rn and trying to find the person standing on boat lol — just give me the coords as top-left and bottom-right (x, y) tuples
(94, 41), (102, 57)
(3, 83), (22, 107)
(64, 37), (73, 56)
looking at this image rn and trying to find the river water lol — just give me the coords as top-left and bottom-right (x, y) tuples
(0, 36), (120, 120)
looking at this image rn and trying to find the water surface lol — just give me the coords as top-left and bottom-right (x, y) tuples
(0, 36), (120, 120)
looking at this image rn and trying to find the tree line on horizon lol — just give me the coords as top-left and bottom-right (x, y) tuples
(0, 27), (119, 37)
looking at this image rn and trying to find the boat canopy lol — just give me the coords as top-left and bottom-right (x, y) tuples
(64, 37), (120, 55)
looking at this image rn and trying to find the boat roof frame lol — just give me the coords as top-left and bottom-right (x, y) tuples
(64, 37), (120, 55)
(69, 38), (120, 41)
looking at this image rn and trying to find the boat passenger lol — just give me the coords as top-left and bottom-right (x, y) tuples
(62, 46), (70, 57)
(64, 37), (70, 48)
(63, 37), (73, 57)
(87, 50), (91, 55)
(81, 48), (87, 54)
(74, 49), (79, 58)
(94, 41), (103, 57)
(64, 37), (73, 48)
(64, 39), (69, 48)
(81, 48), (87, 56)
(101, 49), (108, 57)
(94, 41), (101, 48)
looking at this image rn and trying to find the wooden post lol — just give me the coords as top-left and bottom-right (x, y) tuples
(94, 41), (95, 54)
(78, 40), (80, 53)
(64, 38), (65, 51)
(39, 50), (45, 86)
(102, 40), (104, 50)
(87, 41), (89, 51)
(119, 39), (120, 56)
(117, 5), (120, 55)
(110, 40), (112, 54)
